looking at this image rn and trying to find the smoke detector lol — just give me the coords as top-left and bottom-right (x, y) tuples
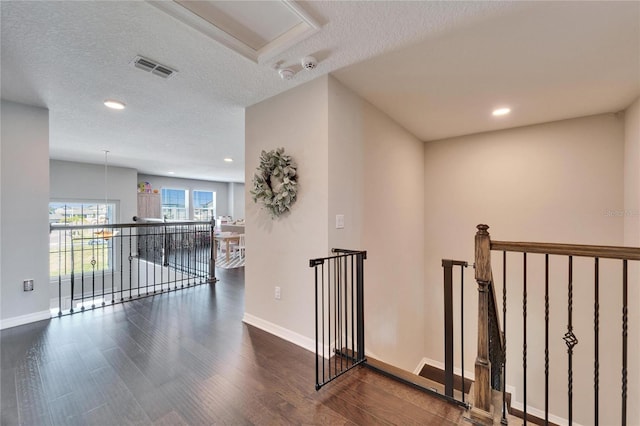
(301, 55), (317, 70)
(278, 68), (295, 80)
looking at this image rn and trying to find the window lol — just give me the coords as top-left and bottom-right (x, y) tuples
(49, 202), (116, 278)
(161, 188), (188, 220)
(193, 190), (216, 221)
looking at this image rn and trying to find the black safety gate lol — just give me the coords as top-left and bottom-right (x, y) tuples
(309, 249), (367, 390)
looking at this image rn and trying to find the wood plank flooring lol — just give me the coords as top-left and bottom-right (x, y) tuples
(1, 268), (466, 425)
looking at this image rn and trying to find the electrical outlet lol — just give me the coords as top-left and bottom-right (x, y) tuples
(275, 286), (281, 300)
(23, 279), (34, 292)
(336, 214), (344, 229)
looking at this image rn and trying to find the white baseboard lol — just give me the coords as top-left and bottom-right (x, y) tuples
(505, 384), (581, 426)
(0, 310), (51, 330)
(242, 313), (372, 362)
(243, 313), (329, 357)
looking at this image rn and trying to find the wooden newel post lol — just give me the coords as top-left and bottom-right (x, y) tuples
(473, 224), (493, 419)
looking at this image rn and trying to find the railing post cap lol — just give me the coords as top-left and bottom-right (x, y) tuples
(476, 224), (489, 234)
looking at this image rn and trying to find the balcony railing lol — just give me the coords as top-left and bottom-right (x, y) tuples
(50, 220), (216, 316)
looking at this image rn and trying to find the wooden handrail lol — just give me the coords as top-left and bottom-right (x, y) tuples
(491, 241), (640, 260)
(473, 225), (639, 424)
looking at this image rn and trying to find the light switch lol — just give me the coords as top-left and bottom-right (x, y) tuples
(336, 214), (345, 229)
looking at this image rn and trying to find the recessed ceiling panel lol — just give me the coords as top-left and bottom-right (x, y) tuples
(175, 1), (300, 51)
(149, 0), (319, 63)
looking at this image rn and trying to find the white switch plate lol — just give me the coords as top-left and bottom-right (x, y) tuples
(336, 214), (345, 229)
(275, 286), (281, 300)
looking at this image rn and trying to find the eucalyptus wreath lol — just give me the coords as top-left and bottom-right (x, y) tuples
(250, 147), (298, 218)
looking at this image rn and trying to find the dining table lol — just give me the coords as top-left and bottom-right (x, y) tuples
(214, 233), (240, 262)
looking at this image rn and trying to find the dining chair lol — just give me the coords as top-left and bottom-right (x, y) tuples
(236, 234), (246, 259)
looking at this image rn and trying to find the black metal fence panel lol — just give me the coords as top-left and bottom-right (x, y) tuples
(50, 220), (216, 316)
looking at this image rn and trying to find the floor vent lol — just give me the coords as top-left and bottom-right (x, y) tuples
(131, 55), (177, 79)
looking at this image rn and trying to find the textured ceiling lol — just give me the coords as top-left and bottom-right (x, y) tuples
(2, 1), (638, 182)
(334, 1), (640, 141)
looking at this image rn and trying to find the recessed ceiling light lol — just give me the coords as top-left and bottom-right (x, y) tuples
(167, 171), (175, 175)
(104, 99), (126, 110)
(224, 158), (233, 163)
(492, 107), (511, 116)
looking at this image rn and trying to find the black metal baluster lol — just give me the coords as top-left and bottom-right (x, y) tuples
(328, 258), (332, 380)
(101, 229), (105, 305)
(145, 228), (150, 294)
(336, 256), (341, 372)
(194, 226), (199, 283)
(90, 235), (96, 309)
(192, 226), (197, 285)
(443, 260), (454, 398)
(79, 226), (84, 312)
(333, 255), (340, 375)
(622, 259), (628, 426)
(180, 227), (185, 288)
(70, 234), (76, 312)
(460, 263), (465, 405)
(594, 258), (599, 426)
(545, 254), (549, 426)
(153, 227), (157, 293)
(501, 251), (507, 424)
(322, 261), (325, 384)
(314, 262), (319, 390)
(160, 227), (164, 291)
(129, 229), (133, 299)
(174, 228), (179, 290)
(84, 229), (91, 310)
(57, 229), (63, 316)
(343, 255), (348, 370)
(110, 232), (115, 304)
(351, 254), (355, 365)
(64, 205), (68, 278)
(523, 252), (527, 425)
(137, 228), (141, 295)
(357, 252), (365, 363)
(120, 227), (124, 301)
(76, 231), (81, 311)
(563, 256), (578, 426)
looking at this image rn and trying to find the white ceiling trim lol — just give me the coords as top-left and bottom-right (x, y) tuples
(147, 0), (319, 64)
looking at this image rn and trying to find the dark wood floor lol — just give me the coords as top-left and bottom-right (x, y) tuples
(1, 268), (465, 425)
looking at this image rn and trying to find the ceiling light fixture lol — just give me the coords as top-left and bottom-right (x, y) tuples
(104, 99), (126, 110)
(224, 158), (233, 163)
(492, 107), (511, 116)
(167, 171), (175, 175)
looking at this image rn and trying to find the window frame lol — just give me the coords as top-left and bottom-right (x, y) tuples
(49, 200), (118, 280)
(161, 188), (189, 220)
(192, 190), (216, 222)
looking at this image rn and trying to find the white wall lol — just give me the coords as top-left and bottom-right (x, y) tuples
(1, 100), (50, 328)
(244, 76), (425, 371)
(624, 98), (640, 246)
(244, 76), (329, 345)
(328, 77), (425, 371)
(228, 182), (245, 220)
(424, 114), (626, 423)
(138, 174), (230, 219)
(51, 160), (138, 223)
(624, 96), (640, 423)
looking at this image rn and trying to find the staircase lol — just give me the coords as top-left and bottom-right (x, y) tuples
(418, 364), (548, 425)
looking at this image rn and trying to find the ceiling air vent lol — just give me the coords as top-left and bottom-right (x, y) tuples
(131, 56), (177, 79)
